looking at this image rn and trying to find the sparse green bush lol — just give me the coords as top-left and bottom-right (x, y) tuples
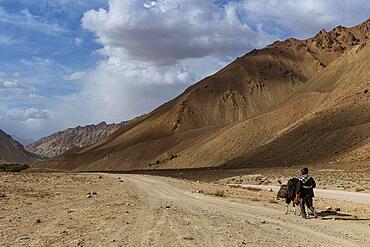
(0, 163), (30, 172)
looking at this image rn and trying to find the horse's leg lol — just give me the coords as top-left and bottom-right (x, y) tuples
(293, 203), (296, 215)
(285, 204), (289, 214)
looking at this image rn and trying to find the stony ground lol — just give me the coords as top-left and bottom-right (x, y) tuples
(1, 172), (370, 246)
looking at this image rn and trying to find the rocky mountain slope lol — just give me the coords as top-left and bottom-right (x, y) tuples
(35, 19), (370, 171)
(27, 121), (125, 158)
(0, 129), (41, 164)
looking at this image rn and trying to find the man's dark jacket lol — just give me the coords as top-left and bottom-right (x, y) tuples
(297, 176), (316, 198)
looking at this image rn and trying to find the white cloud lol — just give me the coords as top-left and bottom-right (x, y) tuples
(64, 71), (85, 81)
(242, 0), (370, 38)
(27, 93), (45, 100)
(3, 108), (49, 121)
(0, 79), (20, 88)
(81, 0), (272, 65)
(144, 1), (157, 9)
(0, 8), (67, 35)
(46, 60), (197, 126)
(75, 37), (83, 45)
(18, 57), (72, 85)
(0, 77), (46, 103)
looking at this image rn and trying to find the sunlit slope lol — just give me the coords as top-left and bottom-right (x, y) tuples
(224, 42), (370, 168)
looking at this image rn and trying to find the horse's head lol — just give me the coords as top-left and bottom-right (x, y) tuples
(276, 184), (288, 199)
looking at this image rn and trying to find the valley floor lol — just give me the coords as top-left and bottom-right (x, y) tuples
(1, 172), (370, 246)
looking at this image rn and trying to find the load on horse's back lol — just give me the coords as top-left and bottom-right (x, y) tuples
(287, 178), (299, 199)
(277, 178), (300, 214)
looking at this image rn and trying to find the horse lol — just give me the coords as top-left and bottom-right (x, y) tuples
(276, 178), (300, 215)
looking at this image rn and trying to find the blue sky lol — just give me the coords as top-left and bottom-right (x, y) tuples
(0, 1), (105, 99)
(0, 0), (108, 140)
(0, 0), (370, 142)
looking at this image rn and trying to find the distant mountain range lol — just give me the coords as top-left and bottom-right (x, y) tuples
(26, 121), (125, 158)
(0, 129), (42, 164)
(34, 18), (370, 171)
(11, 135), (34, 146)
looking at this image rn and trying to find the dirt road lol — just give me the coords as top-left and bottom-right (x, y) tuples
(1, 173), (370, 247)
(118, 174), (370, 247)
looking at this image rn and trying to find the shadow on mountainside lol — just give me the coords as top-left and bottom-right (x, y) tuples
(221, 103), (370, 169)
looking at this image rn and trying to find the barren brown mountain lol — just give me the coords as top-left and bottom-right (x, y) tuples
(35, 19), (370, 171)
(0, 129), (41, 164)
(26, 121), (125, 158)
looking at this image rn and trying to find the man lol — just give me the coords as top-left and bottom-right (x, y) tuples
(296, 168), (318, 219)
